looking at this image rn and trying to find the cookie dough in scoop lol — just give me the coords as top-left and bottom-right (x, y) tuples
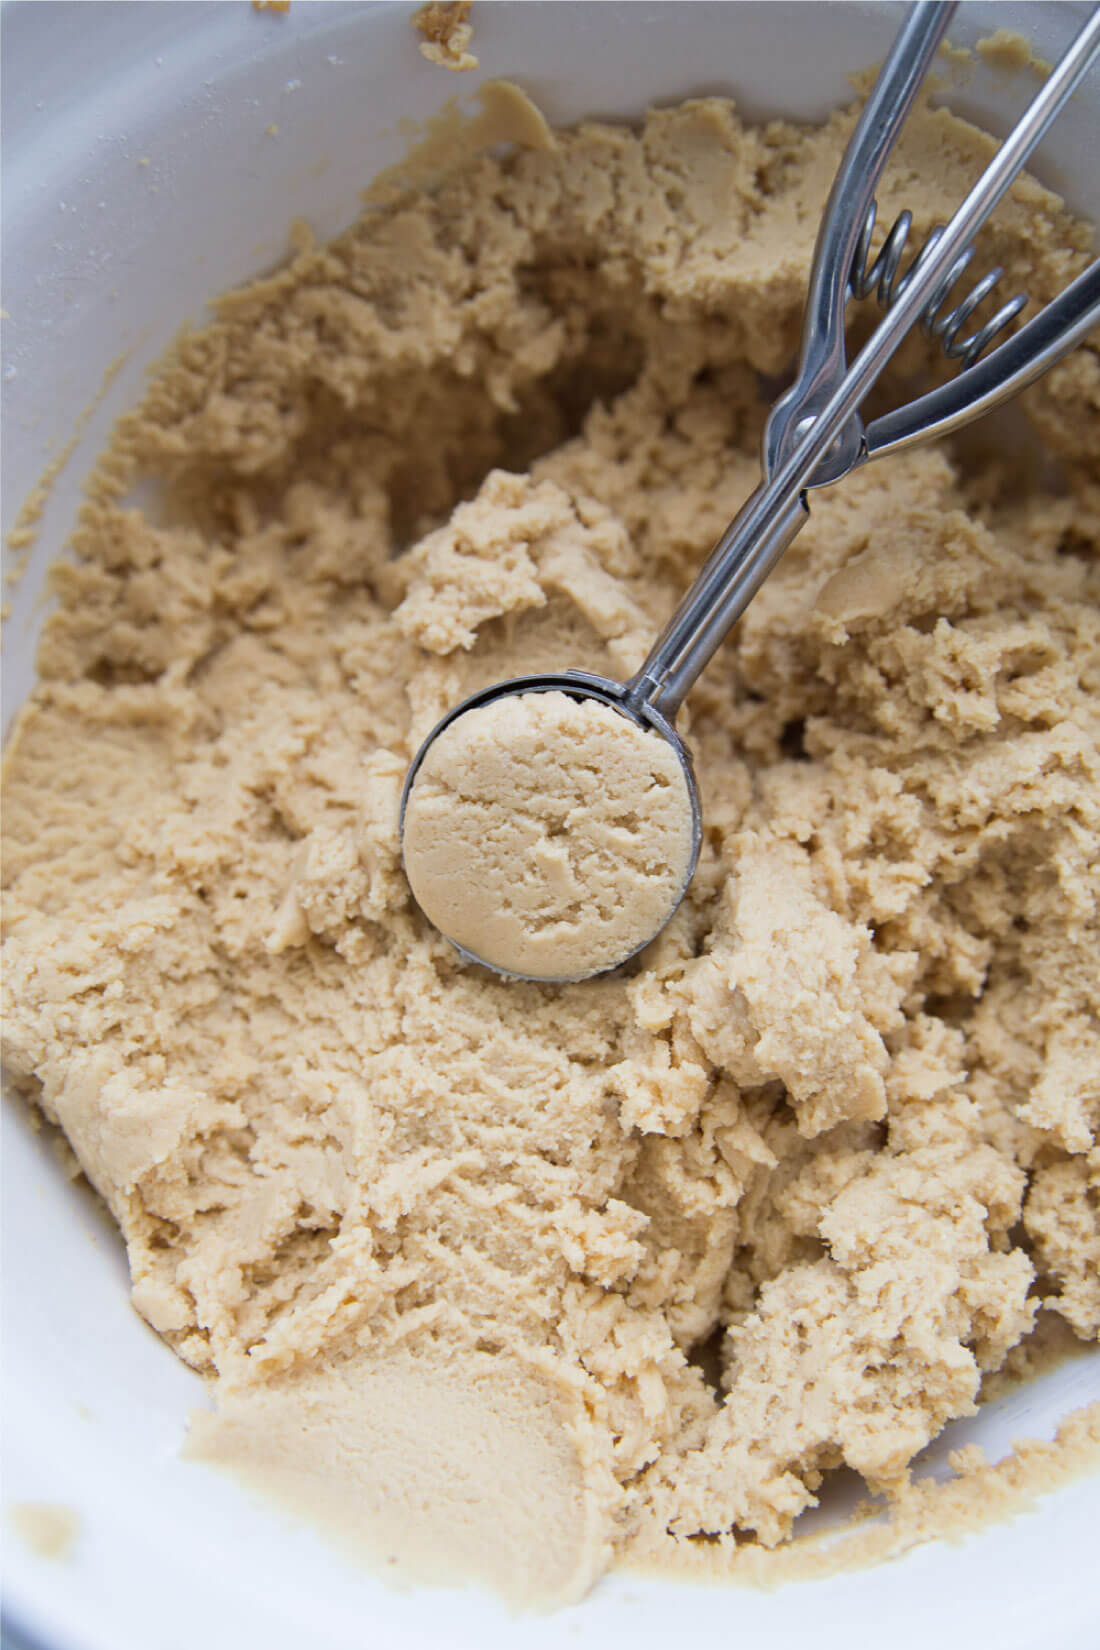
(402, 691), (697, 979)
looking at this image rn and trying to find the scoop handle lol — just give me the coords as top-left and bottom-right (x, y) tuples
(624, 485), (807, 721)
(762, 0), (956, 483)
(627, 5), (1100, 724)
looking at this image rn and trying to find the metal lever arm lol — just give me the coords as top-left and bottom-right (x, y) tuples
(863, 258), (1100, 460)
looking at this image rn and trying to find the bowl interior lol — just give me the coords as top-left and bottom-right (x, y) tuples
(3, 6), (1098, 1649)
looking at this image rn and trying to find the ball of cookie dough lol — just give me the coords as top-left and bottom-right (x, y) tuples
(402, 690), (697, 980)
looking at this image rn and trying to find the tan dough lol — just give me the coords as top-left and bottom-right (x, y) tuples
(414, 1), (479, 73)
(402, 690), (696, 979)
(9, 1502), (80, 1561)
(186, 1344), (614, 1606)
(3, 87), (1099, 1605)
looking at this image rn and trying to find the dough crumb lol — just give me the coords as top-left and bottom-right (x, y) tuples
(976, 28), (1053, 78)
(402, 691), (697, 980)
(9, 1502), (80, 1561)
(415, 1), (479, 72)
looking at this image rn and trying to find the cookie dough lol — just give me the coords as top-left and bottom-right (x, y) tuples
(414, 0), (478, 73)
(8, 1503), (80, 1562)
(3, 87), (1098, 1606)
(402, 690), (697, 979)
(186, 1343), (614, 1605)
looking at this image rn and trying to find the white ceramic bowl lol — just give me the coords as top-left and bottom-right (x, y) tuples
(3, 5), (1098, 1648)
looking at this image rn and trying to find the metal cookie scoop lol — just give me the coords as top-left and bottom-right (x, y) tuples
(401, 0), (1100, 983)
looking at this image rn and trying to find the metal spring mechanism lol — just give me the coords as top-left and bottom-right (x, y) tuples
(852, 200), (1029, 369)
